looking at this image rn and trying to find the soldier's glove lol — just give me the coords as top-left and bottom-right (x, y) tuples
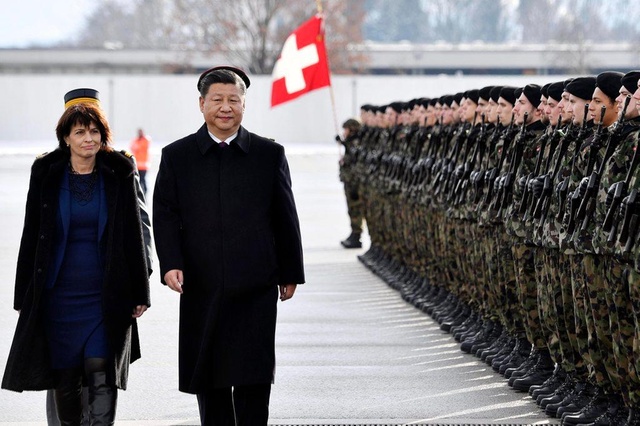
(531, 176), (545, 199)
(335, 135), (342, 142)
(498, 175), (507, 191)
(485, 168), (496, 186)
(493, 176), (501, 193)
(577, 176), (590, 198)
(605, 182), (624, 211)
(454, 164), (465, 179)
(518, 175), (528, 195)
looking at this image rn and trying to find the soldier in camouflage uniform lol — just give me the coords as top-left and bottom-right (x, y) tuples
(527, 81), (582, 405)
(582, 71), (640, 426)
(559, 72), (628, 425)
(338, 115), (365, 249)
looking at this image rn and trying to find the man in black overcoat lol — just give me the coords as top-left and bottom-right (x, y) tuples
(153, 66), (305, 425)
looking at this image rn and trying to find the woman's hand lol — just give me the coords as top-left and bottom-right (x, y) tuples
(132, 305), (148, 318)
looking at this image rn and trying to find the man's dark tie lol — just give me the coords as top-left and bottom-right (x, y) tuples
(219, 141), (228, 147)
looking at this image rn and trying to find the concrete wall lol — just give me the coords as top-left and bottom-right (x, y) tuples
(0, 73), (569, 150)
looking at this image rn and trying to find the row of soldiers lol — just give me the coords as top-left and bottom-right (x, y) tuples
(341, 70), (640, 426)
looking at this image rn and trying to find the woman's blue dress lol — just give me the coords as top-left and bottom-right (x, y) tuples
(45, 172), (108, 370)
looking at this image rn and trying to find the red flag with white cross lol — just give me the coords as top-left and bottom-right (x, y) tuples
(270, 15), (331, 107)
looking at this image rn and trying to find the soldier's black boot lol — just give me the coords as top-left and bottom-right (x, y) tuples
(585, 394), (626, 426)
(506, 347), (539, 381)
(511, 349), (554, 391)
(340, 232), (362, 248)
(530, 364), (566, 398)
(539, 374), (576, 408)
(499, 338), (531, 376)
(627, 407), (640, 426)
(555, 381), (598, 419)
(560, 388), (609, 425)
(54, 368), (83, 426)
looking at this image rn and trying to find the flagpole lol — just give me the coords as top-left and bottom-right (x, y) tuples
(316, 0), (341, 146)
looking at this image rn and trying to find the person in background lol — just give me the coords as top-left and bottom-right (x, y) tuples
(337, 117), (364, 248)
(2, 88), (150, 425)
(130, 128), (151, 195)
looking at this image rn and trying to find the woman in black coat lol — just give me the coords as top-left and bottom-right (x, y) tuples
(2, 91), (150, 425)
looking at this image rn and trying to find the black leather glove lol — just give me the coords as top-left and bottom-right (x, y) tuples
(454, 164), (465, 179)
(605, 182), (623, 212)
(577, 176), (590, 198)
(531, 176), (545, 199)
(518, 175), (528, 194)
(335, 134), (342, 142)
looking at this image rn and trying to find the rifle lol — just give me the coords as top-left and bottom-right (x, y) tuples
(576, 96), (632, 233)
(470, 116), (492, 203)
(603, 147), (640, 242)
(533, 118), (571, 221)
(519, 121), (556, 220)
(453, 114), (485, 205)
(559, 104), (592, 229)
(483, 115), (516, 208)
(621, 190), (640, 253)
(497, 112), (529, 215)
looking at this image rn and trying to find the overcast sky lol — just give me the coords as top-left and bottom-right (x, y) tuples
(0, 0), (97, 48)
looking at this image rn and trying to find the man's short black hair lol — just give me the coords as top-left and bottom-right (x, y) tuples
(198, 69), (247, 98)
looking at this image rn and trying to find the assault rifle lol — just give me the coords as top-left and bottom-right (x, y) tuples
(620, 190), (640, 254)
(531, 118), (568, 220)
(557, 104), (591, 226)
(483, 114), (516, 208)
(496, 112), (529, 215)
(576, 96), (632, 233)
(534, 120), (575, 227)
(519, 121), (557, 220)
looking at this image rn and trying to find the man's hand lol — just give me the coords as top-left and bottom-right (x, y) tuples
(165, 269), (184, 294)
(279, 284), (297, 301)
(132, 305), (148, 318)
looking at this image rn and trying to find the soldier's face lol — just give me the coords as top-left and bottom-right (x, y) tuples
(513, 93), (535, 125)
(568, 95), (589, 125)
(497, 97), (513, 126)
(634, 81), (640, 113)
(425, 105), (435, 126)
(464, 99), (477, 123)
(539, 95), (549, 123)
(442, 105), (453, 125)
(617, 87), (639, 120)
(546, 98), (562, 126)
(488, 100), (499, 124)
(385, 107), (397, 126)
(589, 88), (617, 126)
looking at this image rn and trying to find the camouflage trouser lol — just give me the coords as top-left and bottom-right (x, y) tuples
(603, 256), (640, 406)
(544, 250), (579, 374)
(482, 225), (505, 324)
(559, 253), (587, 377)
(496, 231), (525, 336)
(582, 254), (619, 392)
(512, 243), (546, 349)
(623, 266), (640, 408)
(537, 249), (562, 364)
(454, 219), (476, 306)
(570, 253), (598, 382)
(441, 214), (458, 293)
(344, 181), (364, 235)
(476, 225), (499, 321)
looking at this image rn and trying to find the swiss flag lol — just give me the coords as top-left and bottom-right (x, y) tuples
(271, 15), (331, 107)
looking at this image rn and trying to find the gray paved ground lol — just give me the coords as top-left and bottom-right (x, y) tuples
(0, 147), (557, 425)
